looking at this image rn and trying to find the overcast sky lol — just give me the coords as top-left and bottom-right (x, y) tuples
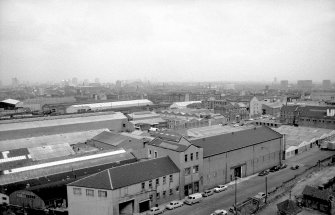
(0, 0), (335, 85)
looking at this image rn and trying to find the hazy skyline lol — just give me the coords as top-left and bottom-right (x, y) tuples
(1, 0), (335, 85)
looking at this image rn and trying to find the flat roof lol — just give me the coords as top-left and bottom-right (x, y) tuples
(273, 125), (334, 148)
(0, 112), (126, 132)
(0, 129), (109, 151)
(187, 124), (255, 138)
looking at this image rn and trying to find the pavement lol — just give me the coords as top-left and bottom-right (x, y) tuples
(153, 148), (335, 215)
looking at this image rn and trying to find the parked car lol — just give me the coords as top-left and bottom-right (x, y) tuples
(210, 209), (228, 215)
(214, 185), (228, 192)
(254, 192), (266, 199)
(258, 169), (269, 176)
(279, 163), (287, 169)
(228, 207), (235, 213)
(202, 189), (215, 197)
(147, 207), (165, 215)
(291, 165), (299, 170)
(184, 193), (203, 205)
(269, 166), (280, 172)
(165, 200), (183, 210)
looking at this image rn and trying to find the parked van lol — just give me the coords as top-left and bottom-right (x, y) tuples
(184, 193), (203, 205)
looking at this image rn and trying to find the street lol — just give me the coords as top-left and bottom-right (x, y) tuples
(161, 149), (334, 215)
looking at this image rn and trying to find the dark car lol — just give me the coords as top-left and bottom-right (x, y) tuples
(258, 169), (269, 176)
(269, 166), (280, 172)
(279, 163), (287, 169)
(291, 165), (299, 170)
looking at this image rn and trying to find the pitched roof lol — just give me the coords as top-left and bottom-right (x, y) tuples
(276, 199), (302, 214)
(302, 185), (335, 201)
(281, 105), (299, 112)
(91, 131), (138, 147)
(191, 126), (282, 158)
(148, 137), (189, 152)
(299, 106), (334, 119)
(69, 157), (179, 190)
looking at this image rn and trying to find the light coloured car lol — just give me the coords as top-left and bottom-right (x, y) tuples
(165, 200), (183, 210)
(214, 185), (228, 192)
(254, 192), (266, 199)
(147, 206), (165, 215)
(210, 209), (228, 215)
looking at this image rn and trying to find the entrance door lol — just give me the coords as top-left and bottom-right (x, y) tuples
(295, 149), (298, 155)
(119, 200), (134, 215)
(184, 184), (193, 196)
(234, 166), (242, 178)
(139, 200), (150, 213)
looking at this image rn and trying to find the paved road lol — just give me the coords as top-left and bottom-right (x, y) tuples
(162, 149), (334, 215)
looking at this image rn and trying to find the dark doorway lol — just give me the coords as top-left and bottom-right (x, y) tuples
(139, 200), (150, 213)
(184, 184), (192, 197)
(234, 166), (242, 178)
(295, 149), (298, 155)
(119, 200), (134, 215)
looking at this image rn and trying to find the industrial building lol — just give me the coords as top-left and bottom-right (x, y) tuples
(66, 99), (153, 113)
(0, 149), (137, 211)
(191, 126), (283, 189)
(0, 112), (129, 141)
(67, 157), (180, 215)
(273, 125), (335, 159)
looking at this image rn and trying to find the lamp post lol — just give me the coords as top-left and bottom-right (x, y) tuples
(265, 176), (268, 204)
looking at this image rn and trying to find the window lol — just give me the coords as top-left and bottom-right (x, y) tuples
(154, 151), (158, 158)
(163, 191), (166, 198)
(98, 190), (107, 198)
(170, 189), (173, 195)
(190, 153), (193, 161)
(163, 176), (166, 184)
(185, 167), (191, 176)
(86, 189), (94, 197)
(141, 182), (145, 190)
(149, 180), (152, 189)
(196, 152), (199, 160)
(176, 186), (179, 192)
(156, 192), (160, 199)
(73, 188), (82, 195)
(193, 165), (199, 173)
(149, 194), (153, 201)
(169, 175), (173, 183)
(148, 149), (152, 157)
(2, 197), (7, 201)
(156, 178), (159, 186)
(185, 154), (188, 162)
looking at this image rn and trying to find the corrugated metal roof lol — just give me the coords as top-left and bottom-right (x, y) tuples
(191, 126), (282, 157)
(70, 99), (153, 109)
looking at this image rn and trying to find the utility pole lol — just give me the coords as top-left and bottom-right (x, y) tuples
(265, 176), (268, 204)
(234, 176), (237, 215)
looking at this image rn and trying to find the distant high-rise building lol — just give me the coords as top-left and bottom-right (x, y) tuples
(273, 77), (277, 84)
(297, 80), (313, 90)
(12, 77), (19, 87)
(95, 78), (100, 83)
(322, 80), (331, 89)
(72, 77), (78, 85)
(115, 80), (122, 88)
(280, 80), (289, 89)
(83, 79), (89, 86)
